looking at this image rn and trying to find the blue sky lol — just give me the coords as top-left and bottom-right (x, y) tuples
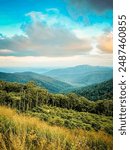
(0, 0), (113, 67)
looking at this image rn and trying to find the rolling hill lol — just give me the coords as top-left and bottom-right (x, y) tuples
(73, 79), (113, 101)
(0, 72), (73, 93)
(44, 65), (113, 87)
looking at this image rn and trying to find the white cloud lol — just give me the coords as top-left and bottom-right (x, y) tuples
(73, 23), (111, 39)
(0, 49), (14, 55)
(0, 11), (92, 57)
(26, 11), (46, 23)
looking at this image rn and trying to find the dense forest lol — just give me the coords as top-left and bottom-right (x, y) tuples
(0, 80), (113, 150)
(73, 79), (113, 101)
(0, 81), (112, 116)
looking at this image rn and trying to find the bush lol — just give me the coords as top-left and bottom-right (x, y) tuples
(49, 117), (64, 126)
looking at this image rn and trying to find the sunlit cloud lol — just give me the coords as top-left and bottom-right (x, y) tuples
(0, 11), (92, 57)
(97, 32), (113, 53)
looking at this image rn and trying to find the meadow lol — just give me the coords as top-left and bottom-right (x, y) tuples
(0, 106), (112, 150)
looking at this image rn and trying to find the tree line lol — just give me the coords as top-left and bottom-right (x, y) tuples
(0, 81), (112, 116)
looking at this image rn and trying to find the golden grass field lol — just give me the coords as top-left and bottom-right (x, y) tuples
(0, 106), (112, 150)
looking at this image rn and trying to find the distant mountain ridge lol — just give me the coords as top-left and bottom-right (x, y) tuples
(0, 65), (113, 93)
(0, 67), (51, 74)
(44, 65), (113, 87)
(0, 72), (73, 93)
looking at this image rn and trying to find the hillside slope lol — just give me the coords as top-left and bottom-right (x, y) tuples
(73, 79), (113, 101)
(0, 72), (73, 93)
(0, 80), (113, 116)
(0, 106), (112, 150)
(0, 80), (113, 149)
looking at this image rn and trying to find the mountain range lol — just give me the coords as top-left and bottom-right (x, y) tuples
(0, 65), (113, 93)
(44, 65), (113, 87)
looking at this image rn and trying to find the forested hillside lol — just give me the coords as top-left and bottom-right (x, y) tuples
(0, 80), (113, 150)
(73, 79), (113, 101)
(0, 80), (112, 116)
(0, 72), (73, 93)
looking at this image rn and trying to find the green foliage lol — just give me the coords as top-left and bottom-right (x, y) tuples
(0, 80), (113, 137)
(0, 80), (113, 149)
(28, 105), (112, 134)
(0, 116), (16, 134)
(73, 79), (113, 101)
(0, 80), (113, 116)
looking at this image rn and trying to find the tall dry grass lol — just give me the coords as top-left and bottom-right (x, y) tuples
(0, 106), (112, 150)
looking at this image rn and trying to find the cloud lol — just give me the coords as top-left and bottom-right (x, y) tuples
(97, 32), (113, 53)
(0, 11), (92, 57)
(0, 34), (6, 39)
(26, 11), (46, 23)
(0, 34), (31, 55)
(0, 49), (14, 55)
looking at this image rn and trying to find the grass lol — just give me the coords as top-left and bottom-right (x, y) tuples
(0, 106), (112, 150)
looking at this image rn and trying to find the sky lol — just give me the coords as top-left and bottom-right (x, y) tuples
(0, 0), (113, 68)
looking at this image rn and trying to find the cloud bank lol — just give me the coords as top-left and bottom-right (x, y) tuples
(0, 11), (112, 57)
(0, 11), (92, 57)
